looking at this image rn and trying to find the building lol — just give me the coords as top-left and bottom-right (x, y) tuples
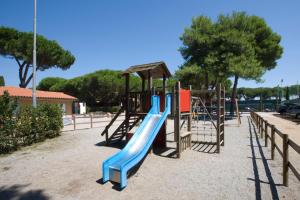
(0, 86), (77, 115)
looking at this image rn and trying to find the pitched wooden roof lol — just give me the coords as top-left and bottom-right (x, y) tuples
(122, 61), (172, 79)
(0, 86), (77, 100)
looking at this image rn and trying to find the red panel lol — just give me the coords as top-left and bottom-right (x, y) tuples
(180, 89), (191, 112)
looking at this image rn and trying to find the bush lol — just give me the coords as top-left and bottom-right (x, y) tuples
(0, 92), (63, 153)
(0, 91), (18, 152)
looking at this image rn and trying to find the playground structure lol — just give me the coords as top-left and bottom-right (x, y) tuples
(101, 61), (225, 188)
(175, 82), (225, 156)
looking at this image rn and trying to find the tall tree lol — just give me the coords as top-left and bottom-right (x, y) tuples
(218, 12), (283, 113)
(285, 86), (290, 101)
(180, 12), (283, 114)
(0, 76), (4, 86)
(0, 26), (75, 88)
(37, 77), (66, 91)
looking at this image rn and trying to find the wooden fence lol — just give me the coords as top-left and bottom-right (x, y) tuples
(250, 111), (300, 186)
(63, 113), (125, 131)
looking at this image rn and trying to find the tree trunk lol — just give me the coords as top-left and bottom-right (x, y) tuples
(15, 57), (33, 88)
(230, 75), (239, 115)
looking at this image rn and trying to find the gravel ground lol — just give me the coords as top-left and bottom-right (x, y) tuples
(0, 115), (299, 200)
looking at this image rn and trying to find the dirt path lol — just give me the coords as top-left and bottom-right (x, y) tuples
(257, 112), (300, 144)
(0, 116), (299, 200)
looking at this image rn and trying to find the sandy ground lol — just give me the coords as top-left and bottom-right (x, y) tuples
(257, 112), (300, 144)
(0, 115), (299, 200)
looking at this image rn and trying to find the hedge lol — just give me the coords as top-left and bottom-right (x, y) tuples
(0, 91), (63, 153)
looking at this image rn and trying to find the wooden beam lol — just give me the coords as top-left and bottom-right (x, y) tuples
(125, 74), (130, 132)
(147, 70), (152, 93)
(174, 81), (181, 158)
(163, 74), (166, 95)
(163, 74), (167, 147)
(142, 78), (145, 112)
(216, 83), (221, 153)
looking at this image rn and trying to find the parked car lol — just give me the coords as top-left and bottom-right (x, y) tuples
(286, 105), (300, 118)
(278, 102), (296, 114)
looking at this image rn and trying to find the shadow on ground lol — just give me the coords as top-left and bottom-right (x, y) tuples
(0, 184), (49, 200)
(95, 140), (127, 149)
(153, 147), (177, 158)
(192, 142), (217, 153)
(247, 117), (282, 200)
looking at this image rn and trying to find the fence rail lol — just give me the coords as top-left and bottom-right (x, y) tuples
(250, 111), (300, 186)
(63, 113), (125, 131)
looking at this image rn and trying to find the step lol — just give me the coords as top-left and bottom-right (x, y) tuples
(111, 135), (123, 139)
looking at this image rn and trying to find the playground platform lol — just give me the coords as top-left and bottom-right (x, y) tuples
(0, 115), (299, 199)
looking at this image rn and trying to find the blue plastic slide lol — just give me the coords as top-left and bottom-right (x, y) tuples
(102, 94), (171, 188)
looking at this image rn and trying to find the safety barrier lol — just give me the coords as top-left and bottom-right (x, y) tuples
(250, 111), (300, 186)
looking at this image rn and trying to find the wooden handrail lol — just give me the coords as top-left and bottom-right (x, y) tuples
(288, 139), (300, 154)
(250, 111), (300, 186)
(101, 107), (124, 136)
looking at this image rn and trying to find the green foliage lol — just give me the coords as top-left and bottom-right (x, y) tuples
(0, 26), (75, 88)
(174, 64), (232, 91)
(179, 12), (283, 113)
(40, 70), (143, 109)
(235, 86), (299, 101)
(180, 12), (282, 82)
(0, 92), (63, 153)
(37, 77), (66, 91)
(285, 86), (290, 100)
(0, 76), (5, 86)
(0, 91), (18, 152)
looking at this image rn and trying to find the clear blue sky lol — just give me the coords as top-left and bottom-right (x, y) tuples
(0, 0), (299, 88)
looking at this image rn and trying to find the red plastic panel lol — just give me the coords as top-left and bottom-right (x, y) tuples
(180, 89), (191, 112)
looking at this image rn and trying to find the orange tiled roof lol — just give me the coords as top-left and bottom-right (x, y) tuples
(0, 86), (77, 100)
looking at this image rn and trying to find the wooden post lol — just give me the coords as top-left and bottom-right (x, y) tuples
(282, 134), (289, 186)
(261, 119), (264, 138)
(73, 114), (76, 130)
(187, 85), (192, 149)
(271, 125), (275, 160)
(216, 83), (221, 153)
(235, 98), (241, 125)
(163, 74), (167, 147)
(142, 77), (145, 112)
(174, 82), (181, 158)
(264, 121), (268, 147)
(222, 85), (225, 146)
(258, 116), (261, 131)
(90, 113), (93, 128)
(105, 130), (108, 143)
(147, 70), (152, 113)
(125, 74), (130, 133)
(147, 70), (152, 93)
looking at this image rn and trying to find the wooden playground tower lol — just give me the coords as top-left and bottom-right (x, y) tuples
(101, 62), (171, 148)
(101, 61), (226, 157)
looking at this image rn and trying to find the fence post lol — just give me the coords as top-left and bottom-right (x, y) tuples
(271, 125), (275, 160)
(90, 113), (93, 128)
(258, 116), (261, 134)
(265, 121), (268, 147)
(105, 130), (108, 143)
(260, 119), (264, 138)
(282, 134), (289, 186)
(73, 114), (76, 130)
